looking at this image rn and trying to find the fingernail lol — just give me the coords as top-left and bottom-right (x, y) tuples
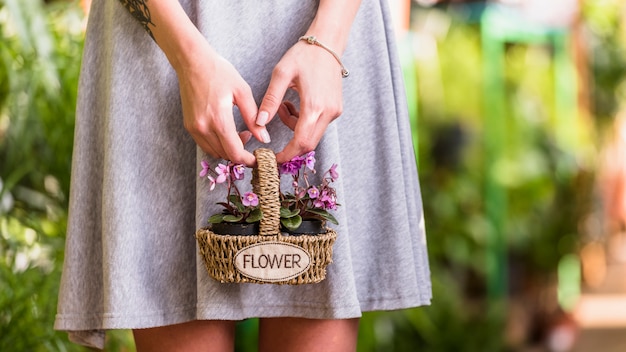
(256, 111), (269, 126)
(260, 129), (271, 144)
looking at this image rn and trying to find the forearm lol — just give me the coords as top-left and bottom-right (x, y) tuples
(305, 0), (362, 54)
(117, 0), (215, 71)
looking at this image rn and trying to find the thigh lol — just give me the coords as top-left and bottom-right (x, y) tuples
(258, 317), (360, 352)
(133, 320), (236, 352)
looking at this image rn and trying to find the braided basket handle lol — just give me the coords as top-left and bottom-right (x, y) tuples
(252, 148), (281, 236)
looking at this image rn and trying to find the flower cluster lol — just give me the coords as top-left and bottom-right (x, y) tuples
(199, 160), (262, 224)
(278, 151), (339, 231)
(199, 151), (339, 231)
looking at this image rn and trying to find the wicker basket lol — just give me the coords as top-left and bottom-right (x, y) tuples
(195, 148), (337, 284)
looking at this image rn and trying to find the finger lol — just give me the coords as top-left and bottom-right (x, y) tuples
(276, 137), (317, 164)
(189, 129), (225, 159)
(275, 112), (326, 164)
(233, 84), (263, 143)
(219, 132), (256, 166)
(283, 101), (299, 116)
(278, 102), (298, 131)
(256, 67), (292, 127)
(215, 112), (257, 166)
(193, 127), (255, 166)
(239, 130), (252, 145)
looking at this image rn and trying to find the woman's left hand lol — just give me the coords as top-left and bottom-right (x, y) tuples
(251, 38), (344, 164)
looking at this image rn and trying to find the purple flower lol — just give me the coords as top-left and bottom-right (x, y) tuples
(329, 164), (339, 181)
(242, 192), (259, 207)
(313, 190), (337, 210)
(313, 197), (326, 208)
(199, 160), (210, 178)
(232, 164), (245, 180)
(280, 159), (302, 175)
(215, 164), (230, 183)
(307, 186), (319, 199)
(304, 151), (316, 170)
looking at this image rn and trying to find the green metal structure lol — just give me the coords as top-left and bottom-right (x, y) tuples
(480, 4), (579, 299)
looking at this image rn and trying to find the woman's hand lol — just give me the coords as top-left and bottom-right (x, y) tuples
(132, 0), (259, 166)
(174, 39), (258, 166)
(124, 0), (360, 166)
(253, 38), (344, 164)
(253, 0), (361, 164)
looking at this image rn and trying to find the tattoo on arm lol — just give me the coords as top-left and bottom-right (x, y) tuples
(118, 0), (155, 40)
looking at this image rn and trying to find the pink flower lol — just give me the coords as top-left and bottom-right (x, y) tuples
(208, 175), (217, 191)
(242, 192), (259, 207)
(307, 186), (319, 199)
(280, 155), (306, 175)
(304, 151), (316, 170)
(329, 164), (339, 181)
(199, 160), (210, 178)
(215, 164), (230, 183)
(313, 190), (337, 210)
(232, 164), (245, 180)
(280, 161), (300, 175)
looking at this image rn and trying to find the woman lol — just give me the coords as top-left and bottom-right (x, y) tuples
(55, 0), (431, 350)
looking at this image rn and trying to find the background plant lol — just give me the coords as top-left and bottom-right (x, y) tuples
(356, 2), (613, 351)
(0, 0), (132, 350)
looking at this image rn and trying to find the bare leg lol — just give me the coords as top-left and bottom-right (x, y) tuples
(133, 320), (236, 352)
(258, 317), (360, 352)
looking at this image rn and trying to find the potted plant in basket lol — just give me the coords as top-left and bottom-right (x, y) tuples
(199, 160), (263, 235)
(199, 151), (339, 235)
(278, 151), (339, 234)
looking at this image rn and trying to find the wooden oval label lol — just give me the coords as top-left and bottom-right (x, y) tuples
(234, 242), (311, 282)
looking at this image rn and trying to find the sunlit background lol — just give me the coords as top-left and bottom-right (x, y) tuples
(2, 0), (626, 351)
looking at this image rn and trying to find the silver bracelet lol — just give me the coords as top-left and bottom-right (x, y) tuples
(299, 35), (349, 78)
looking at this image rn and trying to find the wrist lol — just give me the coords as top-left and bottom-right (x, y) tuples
(304, 23), (349, 55)
(298, 35), (349, 78)
(145, 1), (217, 72)
(305, 0), (362, 54)
(162, 30), (216, 73)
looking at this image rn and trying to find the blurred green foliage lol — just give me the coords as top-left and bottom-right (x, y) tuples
(354, 2), (623, 351)
(584, 0), (626, 125)
(1, 0), (625, 351)
(0, 0), (81, 350)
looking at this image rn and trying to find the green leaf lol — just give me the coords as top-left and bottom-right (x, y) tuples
(228, 194), (240, 203)
(223, 214), (244, 223)
(281, 215), (302, 231)
(228, 194), (245, 212)
(246, 208), (263, 223)
(280, 207), (300, 218)
(208, 214), (225, 224)
(307, 209), (339, 225)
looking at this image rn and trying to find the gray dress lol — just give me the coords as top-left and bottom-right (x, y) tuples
(54, 0), (431, 348)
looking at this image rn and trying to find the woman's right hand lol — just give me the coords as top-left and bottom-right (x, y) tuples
(130, 0), (259, 166)
(173, 38), (258, 166)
